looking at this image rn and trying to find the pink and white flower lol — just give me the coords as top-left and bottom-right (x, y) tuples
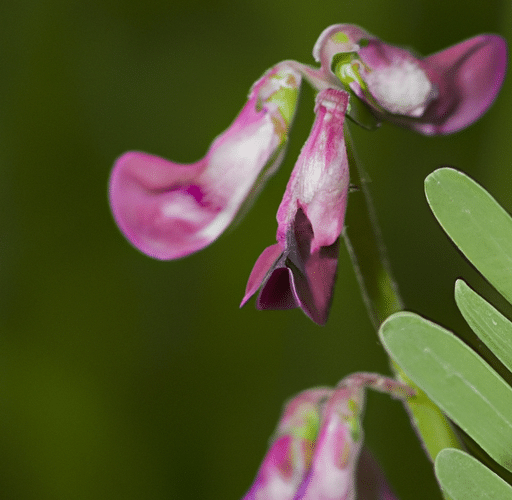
(313, 24), (507, 135)
(109, 62), (301, 260)
(242, 373), (413, 500)
(108, 25), (507, 323)
(240, 88), (349, 325)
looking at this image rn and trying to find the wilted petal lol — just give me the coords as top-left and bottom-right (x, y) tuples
(313, 24), (507, 135)
(109, 62), (301, 259)
(241, 88), (348, 325)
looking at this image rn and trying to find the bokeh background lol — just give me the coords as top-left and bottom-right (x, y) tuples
(1, 0), (511, 498)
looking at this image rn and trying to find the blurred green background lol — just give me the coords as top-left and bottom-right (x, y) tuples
(1, 0), (511, 498)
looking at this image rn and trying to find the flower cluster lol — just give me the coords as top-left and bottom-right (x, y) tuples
(242, 373), (414, 500)
(109, 25), (506, 324)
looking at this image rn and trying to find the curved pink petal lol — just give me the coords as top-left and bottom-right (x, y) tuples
(109, 62), (301, 259)
(419, 34), (508, 134)
(242, 388), (332, 500)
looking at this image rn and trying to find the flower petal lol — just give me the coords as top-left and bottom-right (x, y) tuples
(109, 62), (301, 259)
(296, 373), (411, 499)
(241, 89), (348, 325)
(313, 25), (508, 135)
(240, 243), (286, 308)
(312, 24), (371, 73)
(276, 88), (350, 252)
(242, 388), (332, 500)
(241, 208), (339, 325)
(294, 378), (367, 499)
(419, 34), (508, 135)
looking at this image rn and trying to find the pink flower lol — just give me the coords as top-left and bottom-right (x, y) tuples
(241, 88), (349, 325)
(242, 373), (413, 500)
(313, 24), (507, 135)
(109, 26), (507, 324)
(109, 62), (301, 259)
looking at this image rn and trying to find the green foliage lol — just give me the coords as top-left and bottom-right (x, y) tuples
(455, 279), (512, 373)
(379, 168), (512, 497)
(380, 312), (512, 473)
(435, 449), (512, 500)
(425, 167), (512, 305)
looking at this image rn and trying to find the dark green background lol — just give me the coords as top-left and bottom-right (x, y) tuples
(1, 0), (511, 498)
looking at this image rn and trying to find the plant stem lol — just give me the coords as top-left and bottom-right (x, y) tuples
(343, 125), (464, 465)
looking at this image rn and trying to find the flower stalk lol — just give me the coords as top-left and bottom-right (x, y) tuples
(342, 127), (464, 471)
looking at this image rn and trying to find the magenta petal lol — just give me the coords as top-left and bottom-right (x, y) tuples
(313, 25), (507, 135)
(109, 63), (301, 259)
(241, 89), (348, 325)
(242, 208), (339, 325)
(285, 208), (339, 325)
(241, 435), (299, 500)
(109, 152), (214, 259)
(420, 34), (508, 134)
(240, 243), (285, 308)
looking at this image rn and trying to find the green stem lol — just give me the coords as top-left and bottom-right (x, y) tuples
(343, 125), (464, 466)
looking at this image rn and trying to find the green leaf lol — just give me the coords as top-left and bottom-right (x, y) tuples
(455, 279), (512, 373)
(379, 312), (512, 473)
(425, 167), (512, 305)
(435, 449), (512, 500)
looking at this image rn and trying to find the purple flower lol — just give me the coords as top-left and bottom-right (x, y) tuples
(109, 62), (301, 259)
(313, 24), (507, 135)
(240, 88), (349, 325)
(242, 373), (413, 500)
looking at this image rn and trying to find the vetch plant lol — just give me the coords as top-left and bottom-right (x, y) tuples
(109, 24), (506, 325)
(108, 23), (508, 500)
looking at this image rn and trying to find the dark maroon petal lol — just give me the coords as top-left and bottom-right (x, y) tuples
(240, 244), (284, 308)
(287, 208), (339, 325)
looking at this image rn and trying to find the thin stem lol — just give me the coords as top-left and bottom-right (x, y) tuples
(343, 125), (464, 466)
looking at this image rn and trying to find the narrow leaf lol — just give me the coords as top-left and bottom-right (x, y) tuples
(425, 167), (512, 305)
(435, 448), (512, 500)
(455, 279), (512, 373)
(380, 311), (512, 473)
